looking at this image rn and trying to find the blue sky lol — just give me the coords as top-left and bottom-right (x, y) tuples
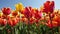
(0, 0), (60, 10)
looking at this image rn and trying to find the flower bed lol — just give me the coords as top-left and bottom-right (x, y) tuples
(0, 1), (60, 34)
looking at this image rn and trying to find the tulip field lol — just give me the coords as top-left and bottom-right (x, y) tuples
(0, 0), (60, 34)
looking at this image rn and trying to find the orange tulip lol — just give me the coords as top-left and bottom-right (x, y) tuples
(0, 18), (7, 26)
(52, 21), (58, 27)
(12, 11), (18, 16)
(8, 18), (18, 27)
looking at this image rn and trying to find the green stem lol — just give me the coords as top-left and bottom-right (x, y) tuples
(58, 27), (60, 34)
(28, 18), (30, 34)
(49, 13), (54, 34)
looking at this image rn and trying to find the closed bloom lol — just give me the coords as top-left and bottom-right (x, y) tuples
(0, 18), (7, 26)
(8, 18), (18, 27)
(53, 15), (60, 26)
(52, 21), (58, 27)
(2, 7), (11, 15)
(12, 10), (18, 16)
(15, 3), (24, 12)
(0, 12), (3, 18)
(45, 20), (53, 28)
(30, 18), (35, 24)
(34, 9), (42, 20)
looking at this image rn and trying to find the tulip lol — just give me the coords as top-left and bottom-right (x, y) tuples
(2, 7), (11, 15)
(8, 18), (18, 27)
(43, 1), (55, 13)
(22, 7), (32, 18)
(53, 15), (60, 26)
(34, 9), (42, 20)
(0, 12), (3, 18)
(16, 17), (20, 23)
(52, 21), (58, 27)
(2, 19), (7, 26)
(30, 18), (35, 24)
(35, 19), (39, 23)
(12, 18), (18, 26)
(8, 19), (13, 26)
(0, 18), (7, 26)
(15, 3), (24, 12)
(45, 21), (53, 28)
(12, 11), (18, 16)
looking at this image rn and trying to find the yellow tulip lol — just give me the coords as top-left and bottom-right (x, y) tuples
(0, 11), (3, 17)
(15, 3), (24, 12)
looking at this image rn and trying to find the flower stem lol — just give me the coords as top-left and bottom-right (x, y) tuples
(49, 13), (54, 34)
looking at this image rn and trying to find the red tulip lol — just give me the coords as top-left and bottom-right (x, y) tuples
(46, 23), (53, 28)
(21, 17), (27, 22)
(2, 7), (11, 15)
(8, 19), (13, 26)
(45, 20), (53, 28)
(12, 11), (18, 16)
(2, 19), (7, 26)
(43, 1), (55, 13)
(46, 20), (58, 28)
(53, 15), (60, 26)
(43, 1), (50, 13)
(12, 18), (18, 26)
(8, 18), (18, 27)
(22, 6), (32, 18)
(0, 18), (7, 26)
(30, 18), (35, 24)
(52, 21), (58, 27)
(34, 9), (42, 20)
(49, 1), (55, 13)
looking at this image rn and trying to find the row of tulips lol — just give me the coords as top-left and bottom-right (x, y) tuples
(0, 0), (60, 34)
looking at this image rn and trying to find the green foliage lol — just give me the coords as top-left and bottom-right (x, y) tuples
(0, 21), (60, 34)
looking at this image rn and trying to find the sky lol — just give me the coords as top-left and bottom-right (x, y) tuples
(0, 0), (60, 10)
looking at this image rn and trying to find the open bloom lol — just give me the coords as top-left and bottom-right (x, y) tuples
(2, 7), (11, 15)
(43, 1), (55, 13)
(22, 6), (32, 18)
